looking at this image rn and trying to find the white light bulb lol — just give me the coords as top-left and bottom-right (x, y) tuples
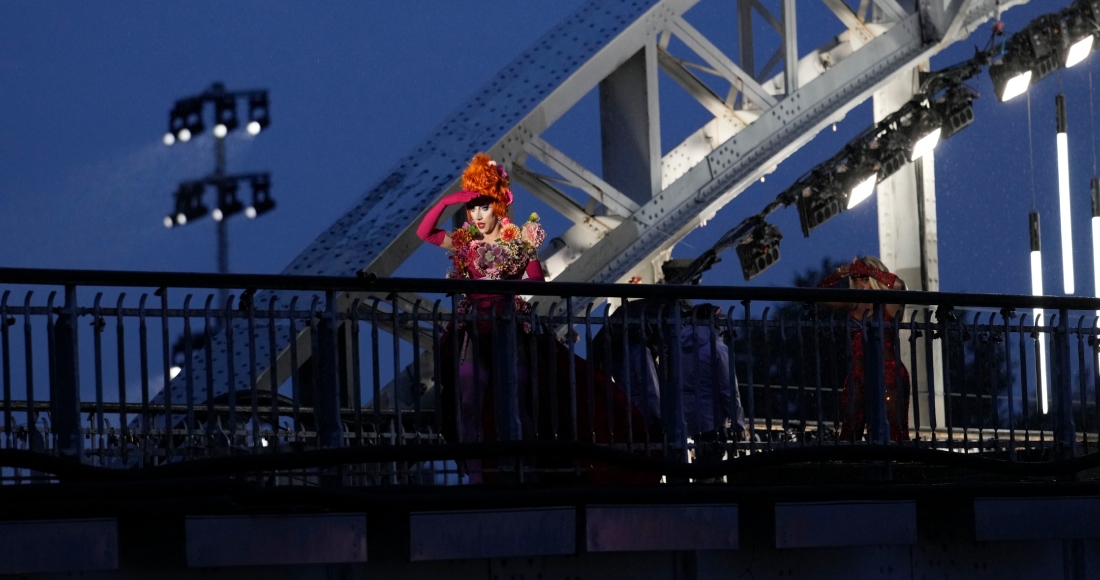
(245, 206), (257, 219)
(1002, 71), (1032, 102)
(163, 216), (174, 229)
(162, 132), (176, 146)
(176, 213), (187, 226)
(1066, 36), (1094, 69)
(846, 175), (877, 209)
(910, 128), (942, 161)
(169, 365), (182, 380)
(246, 121), (261, 135)
(212, 208), (224, 222)
(213, 124), (228, 138)
(177, 128), (192, 143)
(1057, 132), (1075, 294)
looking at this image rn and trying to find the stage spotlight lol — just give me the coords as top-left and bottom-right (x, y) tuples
(246, 174), (275, 218)
(937, 92), (975, 140)
(990, 63), (1032, 102)
(213, 94), (238, 139)
(736, 221), (782, 281)
(212, 179), (244, 222)
(246, 92), (270, 135)
(171, 181), (208, 226)
(846, 174), (877, 209)
(910, 127), (941, 161)
(796, 173), (844, 237)
(176, 98), (204, 141)
(1061, 3), (1098, 68)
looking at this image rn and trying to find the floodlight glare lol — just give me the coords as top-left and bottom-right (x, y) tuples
(213, 124), (228, 139)
(177, 213), (188, 226)
(246, 92), (270, 135)
(213, 93), (238, 138)
(244, 206), (258, 219)
(910, 127), (942, 161)
(1004, 70), (1032, 102)
(163, 132), (176, 146)
(177, 128), (192, 143)
(1066, 35), (1094, 68)
(214, 179), (244, 221)
(846, 175), (877, 209)
(163, 216), (174, 229)
(246, 174), (275, 218)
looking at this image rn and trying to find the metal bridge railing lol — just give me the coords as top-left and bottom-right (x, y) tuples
(0, 267), (1098, 485)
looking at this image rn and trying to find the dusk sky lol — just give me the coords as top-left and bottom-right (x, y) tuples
(0, 0), (1089, 298)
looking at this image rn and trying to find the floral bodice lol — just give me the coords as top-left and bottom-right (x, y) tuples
(448, 213), (546, 280)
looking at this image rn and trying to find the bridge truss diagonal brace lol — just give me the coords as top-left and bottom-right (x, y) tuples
(668, 17), (778, 109)
(556, 12), (942, 286)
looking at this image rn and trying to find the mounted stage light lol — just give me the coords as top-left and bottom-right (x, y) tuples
(165, 102), (185, 146)
(176, 98), (204, 142)
(1029, 211), (1050, 414)
(990, 63), (1032, 102)
(910, 127), (942, 162)
(168, 181), (208, 226)
(843, 161), (879, 209)
(736, 221), (782, 281)
(796, 173), (844, 237)
(245, 174), (274, 218)
(246, 92), (270, 136)
(213, 94), (239, 139)
(1061, 3), (1098, 68)
(1056, 94), (1076, 294)
(212, 179), (244, 222)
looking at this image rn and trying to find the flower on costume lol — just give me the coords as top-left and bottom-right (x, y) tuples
(500, 223), (521, 243)
(521, 222), (545, 249)
(451, 229), (472, 248)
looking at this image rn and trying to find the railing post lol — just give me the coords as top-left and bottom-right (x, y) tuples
(660, 302), (686, 459)
(494, 295), (520, 442)
(315, 291), (344, 450)
(865, 305), (889, 445)
(1051, 308), (1075, 459)
(51, 284), (84, 460)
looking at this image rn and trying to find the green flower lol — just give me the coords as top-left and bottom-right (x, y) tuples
(528, 212), (540, 223)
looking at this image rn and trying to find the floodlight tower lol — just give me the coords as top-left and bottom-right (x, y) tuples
(162, 82), (273, 304)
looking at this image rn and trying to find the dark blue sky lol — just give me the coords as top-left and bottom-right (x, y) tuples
(0, 0), (1088, 298)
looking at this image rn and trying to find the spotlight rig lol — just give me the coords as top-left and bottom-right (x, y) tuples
(163, 83), (271, 145)
(163, 173), (274, 229)
(989, 0), (1100, 102)
(664, 51), (985, 284)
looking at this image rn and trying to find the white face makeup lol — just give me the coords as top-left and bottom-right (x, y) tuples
(468, 202), (500, 237)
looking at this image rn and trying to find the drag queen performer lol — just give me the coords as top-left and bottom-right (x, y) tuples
(817, 257), (911, 442)
(417, 153), (650, 483)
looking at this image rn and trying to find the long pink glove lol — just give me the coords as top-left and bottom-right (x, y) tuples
(417, 190), (480, 246)
(524, 259), (545, 282)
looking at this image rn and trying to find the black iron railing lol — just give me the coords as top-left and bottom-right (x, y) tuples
(0, 267), (1098, 485)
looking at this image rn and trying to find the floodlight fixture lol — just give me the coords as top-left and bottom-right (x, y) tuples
(910, 127), (942, 162)
(937, 91), (976, 140)
(246, 174), (275, 218)
(175, 98), (204, 142)
(169, 181), (208, 227)
(990, 63), (1032, 102)
(736, 221), (782, 281)
(796, 173), (844, 237)
(212, 179), (244, 222)
(246, 92), (270, 136)
(1066, 35), (1094, 67)
(213, 94), (238, 139)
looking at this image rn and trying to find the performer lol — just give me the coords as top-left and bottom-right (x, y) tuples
(817, 256), (910, 442)
(418, 153), (649, 483)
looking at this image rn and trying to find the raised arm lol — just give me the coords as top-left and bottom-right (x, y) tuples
(850, 261), (906, 318)
(816, 264), (855, 311)
(417, 190), (480, 250)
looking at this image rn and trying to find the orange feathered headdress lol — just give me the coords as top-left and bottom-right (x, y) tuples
(462, 153), (513, 207)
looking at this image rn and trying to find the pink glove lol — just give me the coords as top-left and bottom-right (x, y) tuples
(524, 259), (545, 282)
(417, 190), (480, 246)
(849, 261), (898, 288)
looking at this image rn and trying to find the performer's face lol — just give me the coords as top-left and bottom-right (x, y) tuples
(468, 201), (499, 237)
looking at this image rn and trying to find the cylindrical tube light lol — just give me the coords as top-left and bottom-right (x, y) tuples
(1030, 211), (1049, 414)
(1092, 177), (1100, 318)
(1056, 94), (1075, 294)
